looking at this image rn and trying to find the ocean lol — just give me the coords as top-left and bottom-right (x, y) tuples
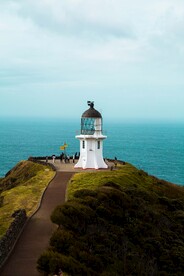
(0, 118), (184, 186)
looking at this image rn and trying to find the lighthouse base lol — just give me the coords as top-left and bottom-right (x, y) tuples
(74, 151), (108, 170)
(74, 156), (108, 170)
(75, 135), (107, 170)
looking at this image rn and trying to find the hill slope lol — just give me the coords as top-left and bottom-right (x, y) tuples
(37, 163), (184, 275)
(0, 160), (55, 238)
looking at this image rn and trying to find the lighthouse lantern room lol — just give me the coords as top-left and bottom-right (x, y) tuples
(75, 101), (108, 169)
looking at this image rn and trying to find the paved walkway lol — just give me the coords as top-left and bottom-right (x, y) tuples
(0, 160), (113, 276)
(48, 159), (114, 172)
(0, 171), (74, 276)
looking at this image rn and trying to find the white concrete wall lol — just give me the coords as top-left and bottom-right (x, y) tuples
(74, 137), (107, 169)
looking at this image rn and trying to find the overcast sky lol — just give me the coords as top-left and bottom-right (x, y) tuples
(1, 0), (184, 121)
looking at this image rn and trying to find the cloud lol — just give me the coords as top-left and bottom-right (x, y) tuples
(14, 0), (184, 40)
(15, 0), (134, 39)
(1, 0), (182, 66)
(2, 0), (184, 57)
(1, 0), (184, 120)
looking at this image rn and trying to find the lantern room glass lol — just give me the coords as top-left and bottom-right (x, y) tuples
(81, 118), (95, 135)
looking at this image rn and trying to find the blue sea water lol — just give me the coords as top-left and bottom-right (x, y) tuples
(0, 118), (184, 186)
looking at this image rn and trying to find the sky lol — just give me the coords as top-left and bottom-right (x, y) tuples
(1, 0), (184, 121)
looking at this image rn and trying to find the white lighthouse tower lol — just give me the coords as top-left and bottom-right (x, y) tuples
(75, 101), (108, 169)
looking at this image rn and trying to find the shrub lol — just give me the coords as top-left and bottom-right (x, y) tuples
(37, 250), (53, 274)
(103, 181), (122, 190)
(73, 188), (98, 198)
(38, 169), (184, 275)
(51, 202), (95, 233)
(50, 229), (74, 254)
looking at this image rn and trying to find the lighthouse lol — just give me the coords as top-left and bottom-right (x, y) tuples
(75, 101), (108, 169)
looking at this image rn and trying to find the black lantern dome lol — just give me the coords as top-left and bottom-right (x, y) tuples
(82, 101), (102, 118)
(81, 101), (102, 135)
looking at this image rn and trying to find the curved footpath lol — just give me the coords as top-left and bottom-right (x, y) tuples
(1, 167), (74, 276)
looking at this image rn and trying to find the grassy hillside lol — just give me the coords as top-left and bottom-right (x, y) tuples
(67, 162), (184, 201)
(0, 161), (55, 238)
(37, 163), (184, 275)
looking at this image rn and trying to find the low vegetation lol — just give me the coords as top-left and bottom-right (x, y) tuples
(0, 160), (55, 238)
(37, 163), (184, 275)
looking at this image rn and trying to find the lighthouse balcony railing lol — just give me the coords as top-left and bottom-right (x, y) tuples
(81, 129), (95, 135)
(75, 129), (106, 135)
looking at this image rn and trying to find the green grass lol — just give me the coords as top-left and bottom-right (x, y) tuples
(0, 161), (55, 238)
(67, 163), (136, 199)
(67, 162), (184, 201)
(38, 162), (184, 275)
(66, 162), (184, 225)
